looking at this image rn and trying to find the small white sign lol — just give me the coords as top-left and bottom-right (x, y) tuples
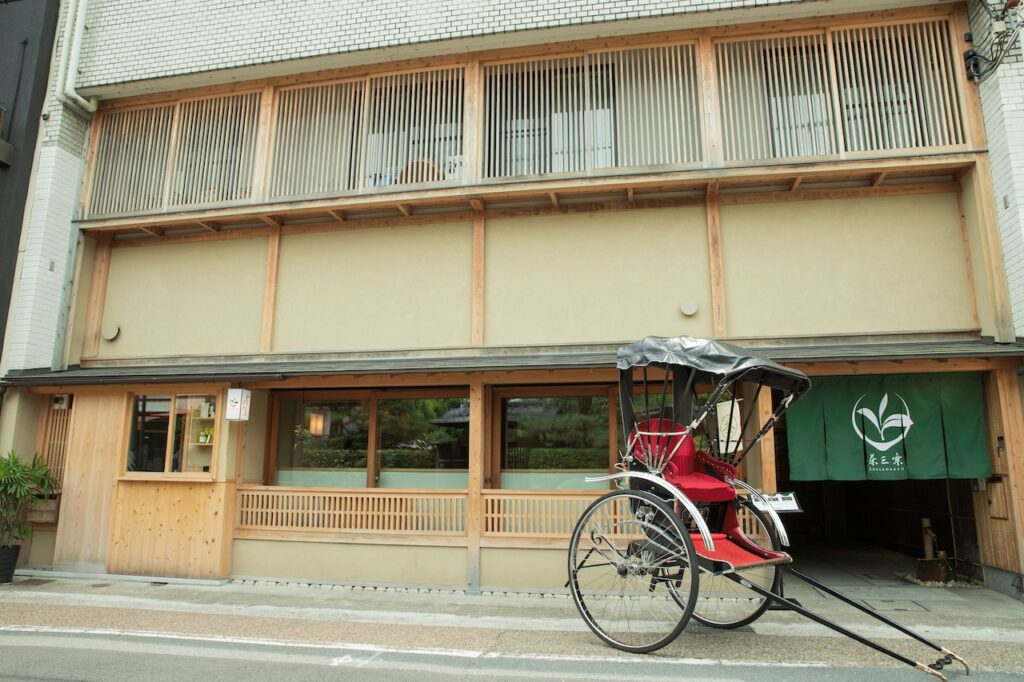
(751, 492), (802, 513)
(225, 388), (251, 421)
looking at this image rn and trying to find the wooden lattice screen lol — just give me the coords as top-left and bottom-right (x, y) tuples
(39, 400), (73, 489)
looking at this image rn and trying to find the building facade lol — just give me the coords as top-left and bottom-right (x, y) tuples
(3, 0), (1024, 597)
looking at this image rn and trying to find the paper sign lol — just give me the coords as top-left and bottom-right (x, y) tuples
(225, 388), (251, 421)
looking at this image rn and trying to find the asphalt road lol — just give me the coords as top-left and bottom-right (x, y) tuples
(0, 629), (1004, 682)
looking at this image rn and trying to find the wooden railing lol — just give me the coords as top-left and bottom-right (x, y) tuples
(84, 14), (971, 219)
(482, 490), (603, 539)
(236, 486), (467, 535)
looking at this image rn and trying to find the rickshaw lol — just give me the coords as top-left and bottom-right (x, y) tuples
(567, 336), (969, 680)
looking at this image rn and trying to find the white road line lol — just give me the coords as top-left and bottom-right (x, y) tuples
(0, 625), (839, 670)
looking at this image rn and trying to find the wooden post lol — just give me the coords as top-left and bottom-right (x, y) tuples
(472, 210), (486, 345)
(250, 85), (277, 203)
(82, 234), (112, 358)
(993, 367), (1024, 573)
(756, 389), (777, 493)
(706, 183), (727, 337)
(467, 380), (486, 590)
(259, 224), (281, 352)
(462, 61), (483, 185)
(698, 34), (724, 167)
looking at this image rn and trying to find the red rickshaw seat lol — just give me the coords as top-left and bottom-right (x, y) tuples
(630, 418), (736, 503)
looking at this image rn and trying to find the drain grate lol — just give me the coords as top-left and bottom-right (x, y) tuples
(862, 599), (928, 612)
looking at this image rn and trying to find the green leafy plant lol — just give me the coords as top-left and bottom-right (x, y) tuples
(0, 451), (58, 548)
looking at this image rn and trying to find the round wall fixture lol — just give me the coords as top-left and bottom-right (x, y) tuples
(101, 321), (120, 341)
(679, 300), (699, 317)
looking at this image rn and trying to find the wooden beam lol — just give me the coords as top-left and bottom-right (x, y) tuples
(548, 192), (559, 209)
(706, 184), (727, 337)
(259, 215), (281, 228)
(328, 209), (346, 222)
(80, 153), (977, 233)
(626, 187), (635, 205)
(957, 190), (982, 330)
(790, 177), (802, 192)
(872, 172), (888, 187)
(260, 224), (281, 353)
(469, 198), (484, 212)
(397, 204), (412, 217)
(250, 85), (277, 203)
(138, 226), (163, 238)
(466, 380), (486, 591)
(82, 235), (113, 358)
(472, 211), (486, 346)
(718, 182), (959, 205)
(197, 220), (219, 232)
(994, 367), (1024, 574)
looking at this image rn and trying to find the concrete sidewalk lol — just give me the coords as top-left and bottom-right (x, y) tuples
(1, 551), (1023, 677)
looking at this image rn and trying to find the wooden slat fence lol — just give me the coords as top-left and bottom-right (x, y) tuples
(83, 16), (969, 218)
(482, 490), (602, 538)
(236, 486), (467, 535)
(40, 403), (73, 489)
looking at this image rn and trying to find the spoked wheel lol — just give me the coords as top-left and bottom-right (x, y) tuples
(568, 489), (698, 653)
(691, 499), (782, 629)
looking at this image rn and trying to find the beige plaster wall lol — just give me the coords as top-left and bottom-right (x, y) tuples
(231, 539), (467, 585)
(274, 223), (472, 352)
(486, 208), (712, 345)
(480, 547), (567, 589)
(100, 238), (267, 358)
(0, 389), (44, 459)
(240, 390), (269, 483)
(24, 529), (57, 568)
(721, 194), (976, 337)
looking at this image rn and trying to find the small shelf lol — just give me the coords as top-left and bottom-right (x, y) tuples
(190, 442), (214, 446)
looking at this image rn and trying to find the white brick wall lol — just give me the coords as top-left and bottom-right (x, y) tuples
(75, 0), (822, 91)
(2, 146), (84, 372)
(971, 1), (1024, 337)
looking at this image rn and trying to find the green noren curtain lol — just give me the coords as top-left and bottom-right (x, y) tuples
(787, 373), (990, 481)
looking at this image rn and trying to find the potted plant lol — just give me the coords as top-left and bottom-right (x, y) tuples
(0, 451), (58, 583)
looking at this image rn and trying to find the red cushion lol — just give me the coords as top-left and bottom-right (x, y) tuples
(664, 470), (736, 503)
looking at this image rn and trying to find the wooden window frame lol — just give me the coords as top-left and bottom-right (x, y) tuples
(267, 387), (470, 489)
(121, 389), (223, 481)
(489, 384), (618, 490)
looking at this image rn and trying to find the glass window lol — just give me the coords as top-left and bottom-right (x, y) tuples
(276, 399), (369, 487)
(127, 393), (217, 475)
(500, 395), (610, 490)
(377, 398), (468, 489)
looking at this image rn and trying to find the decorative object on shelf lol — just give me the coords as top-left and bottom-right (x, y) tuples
(0, 451), (58, 583)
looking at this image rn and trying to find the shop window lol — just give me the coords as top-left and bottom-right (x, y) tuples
(276, 399), (370, 487)
(127, 393), (218, 475)
(377, 398), (468, 489)
(499, 394), (611, 490)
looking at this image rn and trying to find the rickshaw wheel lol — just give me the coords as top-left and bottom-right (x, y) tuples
(568, 489), (698, 653)
(690, 499), (782, 629)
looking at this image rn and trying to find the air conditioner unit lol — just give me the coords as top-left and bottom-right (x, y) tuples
(52, 394), (71, 410)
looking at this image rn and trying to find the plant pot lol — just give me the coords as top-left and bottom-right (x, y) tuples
(0, 545), (20, 584)
(26, 496), (60, 524)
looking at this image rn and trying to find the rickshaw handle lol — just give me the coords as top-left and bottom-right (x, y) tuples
(585, 471), (715, 552)
(725, 477), (790, 548)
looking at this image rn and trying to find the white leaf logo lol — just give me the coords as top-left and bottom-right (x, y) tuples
(852, 393), (913, 453)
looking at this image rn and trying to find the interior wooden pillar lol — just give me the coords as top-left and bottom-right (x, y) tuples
(993, 368), (1024, 573)
(467, 380), (486, 590)
(755, 389), (777, 493)
(81, 234), (112, 358)
(259, 224), (281, 352)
